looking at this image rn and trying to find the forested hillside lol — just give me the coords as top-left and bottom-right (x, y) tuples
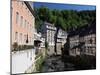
(34, 6), (96, 32)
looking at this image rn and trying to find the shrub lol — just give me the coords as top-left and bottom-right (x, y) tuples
(12, 42), (18, 51)
(12, 43), (34, 52)
(35, 53), (44, 72)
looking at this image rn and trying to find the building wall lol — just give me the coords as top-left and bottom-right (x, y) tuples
(46, 24), (56, 46)
(69, 35), (80, 56)
(80, 34), (96, 56)
(41, 22), (56, 55)
(47, 29), (56, 46)
(41, 37), (45, 47)
(69, 33), (96, 56)
(41, 22), (56, 46)
(12, 0), (35, 45)
(34, 32), (41, 40)
(12, 49), (36, 74)
(57, 29), (67, 45)
(56, 29), (67, 55)
(56, 42), (62, 55)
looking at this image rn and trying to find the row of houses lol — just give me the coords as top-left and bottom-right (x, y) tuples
(41, 22), (68, 55)
(68, 21), (96, 56)
(41, 22), (56, 55)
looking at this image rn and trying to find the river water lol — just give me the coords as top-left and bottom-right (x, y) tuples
(41, 55), (75, 72)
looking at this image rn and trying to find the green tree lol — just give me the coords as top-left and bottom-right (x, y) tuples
(54, 16), (66, 54)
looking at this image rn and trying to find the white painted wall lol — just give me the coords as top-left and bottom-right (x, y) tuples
(12, 49), (36, 74)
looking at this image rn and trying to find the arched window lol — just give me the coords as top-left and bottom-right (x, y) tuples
(15, 32), (18, 42)
(16, 12), (19, 24)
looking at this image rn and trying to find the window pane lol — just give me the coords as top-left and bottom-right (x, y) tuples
(15, 32), (18, 42)
(16, 12), (19, 24)
(20, 16), (23, 27)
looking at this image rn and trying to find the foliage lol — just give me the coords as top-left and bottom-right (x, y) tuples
(34, 6), (96, 31)
(12, 42), (18, 51)
(12, 42), (34, 52)
(35, 53), (44, 72)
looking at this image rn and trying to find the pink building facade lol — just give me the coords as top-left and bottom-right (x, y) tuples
(11, 0), (35, 46)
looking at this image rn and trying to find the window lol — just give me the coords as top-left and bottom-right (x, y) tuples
(25, 5), (27, 10)
(23, 19), (25, 28)
(29, 24), (31, 30)
(27, 22), (28, 29)
(24, 20), (26, 28)
(26, 22), (28, 29)
(31, 25), (33, 29)
(28, 22), (29, 30)
(24, 35), (26, 42)
(20, 16), (23, 27)
(15, 32), (18, 42)
(22, 2), (24, 6)
(28, 9), (29, 13)
(11, 7), (13, 22)
(17, 1), (20, 6)
(91, 49), (94, 54)
(92, 37), (96, 44)
(30, 25), (32, 30)
(30, 37), (31, 43)
(20, 33), (22, 43)
(24, 35), (27, 43)
(11, 7), (13, 17)
(16, 12), (19, 24)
